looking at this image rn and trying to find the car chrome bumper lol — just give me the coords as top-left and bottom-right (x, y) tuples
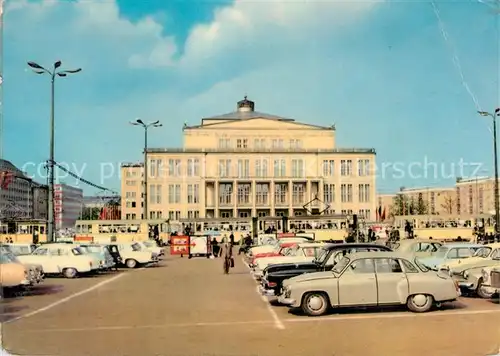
(21, 279), (31, 286)
(258, 285), (275, 296)
(458, 282), (474, 289)
(253, 271), (263, 279)
(277, 296), (295, 305)
(481, 285), (497, 295)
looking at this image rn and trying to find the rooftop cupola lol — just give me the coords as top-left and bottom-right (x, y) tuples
(237, 96), (254, 112)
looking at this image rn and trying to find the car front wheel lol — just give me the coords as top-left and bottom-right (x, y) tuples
(476, 279), (494, 299)
(301, 292), (329, 316)
(406, 294), (433, 312)
(63, 267), (78, 279)
(125, 259), (137, 268)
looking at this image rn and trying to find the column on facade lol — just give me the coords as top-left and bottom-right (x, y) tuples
(288, 180), (293, 216)
(306, 180), (312, 205)
(270, 181), (275, 216)
(215, 180), (219, 218)
(233, 180), (238, 218)
(318, 181), (325, 211)
(251, 180), (256, 217)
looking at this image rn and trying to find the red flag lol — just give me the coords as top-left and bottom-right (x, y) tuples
(0, 171), (13, 190)
(381, 207), (386, 221)
(99, 207), (107, 220)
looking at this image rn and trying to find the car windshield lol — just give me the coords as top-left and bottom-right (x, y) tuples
(7, 245), (33, 256)
(79, 246), (90, 253)
(473, 247), (492, 258)
(1, 251), (19, 263)
(0, 253), (14, 264)
(432, 246), (449, 258)
(131, 243), (141, 251)
(71, 247), (84, 255)
(286, 246), (299, 256)
(314, 248), (329, 264)
(86, 246), (101, 253)
(414, 258), (430, 272)
(332, 256), (350, 274)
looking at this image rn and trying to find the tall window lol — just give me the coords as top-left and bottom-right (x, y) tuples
(291, 159), (304, 178)
(289, 139), (302, 149)
(341, 160), (352, 176)
(358, 184), (370, 203)
(341, 184), (353, 203)
(168, 159), (182, 177)
(168, 184), (181, 204)
(256, 184), (269, 204)
(254, 138), (266, 149)
(255, 159), (268, 177)
(218, 160), (231, 177)
(187, 158), (200, 177)
(187, 184), (199, 204)
(322, 160), (335, 177)
(149, 159), (162, 177)
(323, 184), (335, 203)
(237, 184), (251, 204)
(219, 184), (233, 204)
(273, 159), (286, 177)
(292, 183), (305, 204)
(275, 183), (287, 204)
(272, 139), (284, 149)
(218, 138), (230, 149)
(358, 159), (370, 176)
(149, 185), (156, 204)
(237, 159), (250, 178)
(237, 139), (248, 148)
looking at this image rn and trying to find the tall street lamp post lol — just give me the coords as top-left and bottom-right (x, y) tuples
(478, 108), (500, 234)
(130, 119), (162, 220)
(27, 61), (81, 242)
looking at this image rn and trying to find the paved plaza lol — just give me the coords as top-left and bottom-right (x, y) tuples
(2, 255), (500, 356)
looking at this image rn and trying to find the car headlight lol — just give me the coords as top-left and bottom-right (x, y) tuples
(482, 269), (489, 281)
(463, 270), (469, 279)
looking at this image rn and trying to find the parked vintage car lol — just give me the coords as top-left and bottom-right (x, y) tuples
(138, 240), (165, 257)
(249, 242), (299, 267)
(260, 243), (392, 296)
(418, 243), (483, 270)
(108, 242), (159, 268)
(0, 253), (30, 290)
(4, 243), (38, 256)
(247, 238), (312, 258)
(17, 243), (100, 278)
(78, 244), (115, 270)
(447, 243), (500, 272)
(391, 239), (442, 258)
(253, 243), (325, 279)
(1, 246), (44, 285)
(477, 266), (500, 297)
(278, 251), (460, 316)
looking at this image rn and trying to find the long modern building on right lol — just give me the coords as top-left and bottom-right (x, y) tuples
(455, 176), (495, 216)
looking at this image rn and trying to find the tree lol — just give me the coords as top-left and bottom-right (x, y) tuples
(80, 207), (100, 220)
(391, 194), (427, 216)
(441, 195), (455, 215)
(416, 193), (428, 215)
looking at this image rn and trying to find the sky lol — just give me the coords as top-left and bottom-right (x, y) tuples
(2, 0), (500, 196)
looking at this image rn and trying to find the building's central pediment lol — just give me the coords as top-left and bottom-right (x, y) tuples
(196, 116), (330, 131)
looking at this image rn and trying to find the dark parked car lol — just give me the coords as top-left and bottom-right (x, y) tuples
(259, 243), (392, 296)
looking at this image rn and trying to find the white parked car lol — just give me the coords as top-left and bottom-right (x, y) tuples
(111, 242), (159, 268)
(248, 238), (310, 257)
(78, 244), (115, 270)
(17, 243), (100, 278)
(253, 243), (324, 279)
(138, 240), (165, 257)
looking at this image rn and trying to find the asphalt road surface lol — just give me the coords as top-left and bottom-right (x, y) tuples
(2, 254), (500, 356)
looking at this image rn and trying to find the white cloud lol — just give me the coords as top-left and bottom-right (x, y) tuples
(5, 0), (380, 71)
